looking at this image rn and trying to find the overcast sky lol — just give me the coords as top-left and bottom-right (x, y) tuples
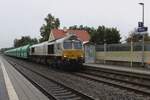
(0, 0), (149, 48)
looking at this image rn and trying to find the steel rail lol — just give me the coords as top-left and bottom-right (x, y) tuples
(5, 57), (94, 100)
(73, 67), (150, 96)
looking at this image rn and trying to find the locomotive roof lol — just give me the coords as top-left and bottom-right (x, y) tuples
(30, 41), (55, 48)
(30, 34), (81, 48)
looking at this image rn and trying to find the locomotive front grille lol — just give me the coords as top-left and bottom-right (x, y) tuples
(63, 50), (83, 59)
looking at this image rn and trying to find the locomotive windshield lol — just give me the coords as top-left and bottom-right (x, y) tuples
(73, 41), (82, 49)
(63, 40), (82, 49)
(63, 40), (72, 49)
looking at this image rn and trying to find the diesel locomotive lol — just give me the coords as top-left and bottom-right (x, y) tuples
(4, 34), (84, 70)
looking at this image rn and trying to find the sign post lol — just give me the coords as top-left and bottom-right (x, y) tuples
(137, 22), (148, 67)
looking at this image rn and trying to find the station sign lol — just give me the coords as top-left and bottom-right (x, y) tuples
(138, 22), (144, 27)
(137, 27), (148, 32)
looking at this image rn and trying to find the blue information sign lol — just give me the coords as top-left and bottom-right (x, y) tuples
(137, 27), (148, 32)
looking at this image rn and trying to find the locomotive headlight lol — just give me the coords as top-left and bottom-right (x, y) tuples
(78, 55), (84, 59)
(64, 55), (66, 57)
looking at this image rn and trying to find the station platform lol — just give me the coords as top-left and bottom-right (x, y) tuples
(0, 56), (49, 100)
(84, 63), (150, 75)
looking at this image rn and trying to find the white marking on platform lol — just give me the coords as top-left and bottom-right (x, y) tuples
(0, 59), (19, 100)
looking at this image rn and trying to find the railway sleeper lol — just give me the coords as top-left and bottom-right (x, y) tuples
(52, 89), (68, 93)
(53, 92), (74, 96)
(51, 87), (65, 91)
(56, 94), (79, 99)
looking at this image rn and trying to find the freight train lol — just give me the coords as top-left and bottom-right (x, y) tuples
(4, 34), (84, 70)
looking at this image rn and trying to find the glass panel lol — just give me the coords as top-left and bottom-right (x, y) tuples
(63, 40), (72, 49)
(73, 41), (82, 49)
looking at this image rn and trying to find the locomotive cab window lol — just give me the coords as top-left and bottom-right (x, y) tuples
(63, 40), (72, 49)
(73, 40), (82, 49)
(31, 47), (35, 53)
(48, 44), (54, 54)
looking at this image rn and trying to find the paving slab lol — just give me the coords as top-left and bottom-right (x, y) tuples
(0, 56), (49, 100)
(0, 62), (9, 100)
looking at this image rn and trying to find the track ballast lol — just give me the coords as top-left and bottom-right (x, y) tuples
(6, 57), (94, 100)
(75, 66), (150, 96)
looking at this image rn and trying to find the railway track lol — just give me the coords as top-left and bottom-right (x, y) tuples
(4, 56), (150, 99)
(73, 66), (150, 96)
(5, 58), (94, 100)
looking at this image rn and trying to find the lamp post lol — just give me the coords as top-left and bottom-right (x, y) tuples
(139, 2), (145, 66)
(139, 3), (144, 25)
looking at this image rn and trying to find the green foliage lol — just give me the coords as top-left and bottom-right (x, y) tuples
(14, 36), (38, 47)
(69, 25), (121, 44)
(40, 14), (60, 42)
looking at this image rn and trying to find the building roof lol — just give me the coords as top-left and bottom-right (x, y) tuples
(51, 29), (90, 42)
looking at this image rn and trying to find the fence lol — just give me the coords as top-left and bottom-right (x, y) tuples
(96, 42), (150, 52)
(95, 42), (150, 67)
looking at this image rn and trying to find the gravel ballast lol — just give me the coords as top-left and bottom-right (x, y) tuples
(5, 56), (150, 100)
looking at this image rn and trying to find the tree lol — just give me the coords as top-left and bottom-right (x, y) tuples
(69, 25), (78, 30)
(14, 36), (38, 47)
(40, 14), (60, 42)
(105, 27), (121, 44)
(69, 25), (121, 44)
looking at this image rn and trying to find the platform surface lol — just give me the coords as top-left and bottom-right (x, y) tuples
(0, 61), (9, 100)
(0, 56), (49, 100)
(84, 63), (150, 75)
